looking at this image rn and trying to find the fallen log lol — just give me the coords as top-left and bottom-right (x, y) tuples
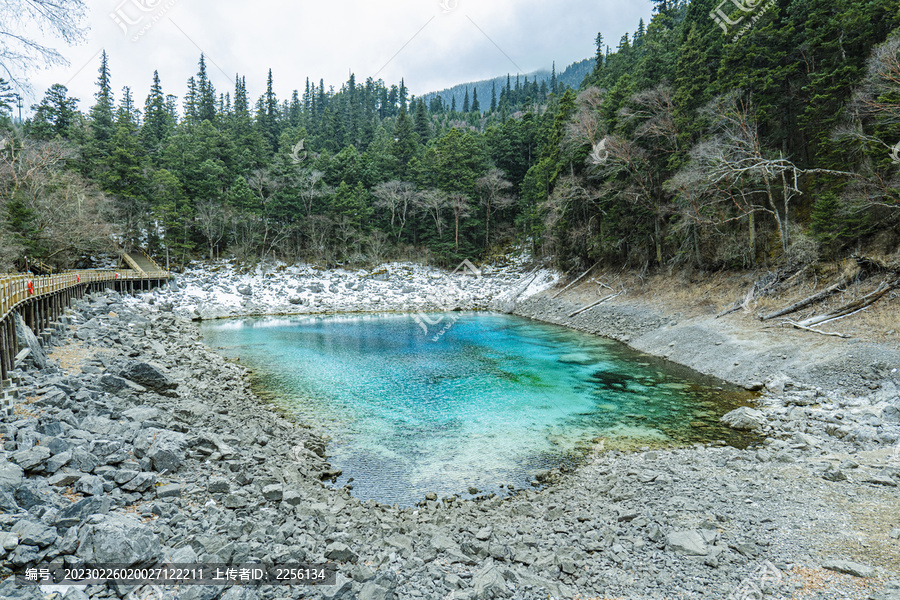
(497, 267), (542, 313)
(781, 320), (851, 339)
(798, 279), (899, 328)
(552, 261), (600, 299)
(760, 271), (859, 321)
(568, 292), (622, 318)
(852, 254), (900, 273)
(717, 270), (784, 319)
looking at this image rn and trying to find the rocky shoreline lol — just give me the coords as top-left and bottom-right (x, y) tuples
(0, 267), (898, 600)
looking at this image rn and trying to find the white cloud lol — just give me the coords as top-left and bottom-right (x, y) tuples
(24, 0), (652, 112)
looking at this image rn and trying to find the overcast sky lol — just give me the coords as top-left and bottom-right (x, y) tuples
(25, 0), (654, 113)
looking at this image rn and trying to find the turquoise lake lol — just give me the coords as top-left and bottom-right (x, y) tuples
(200, 312), (755, 506)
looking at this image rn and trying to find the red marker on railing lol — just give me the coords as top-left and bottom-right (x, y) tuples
(28, 280), (34, 296)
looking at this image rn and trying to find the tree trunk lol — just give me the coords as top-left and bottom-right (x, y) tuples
(748, 211), (756, 265)
(654, 218), (663, 265)
(484, 205), (490, 250)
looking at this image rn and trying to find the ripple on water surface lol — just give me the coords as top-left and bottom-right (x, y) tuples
(200, 312), (756, 506)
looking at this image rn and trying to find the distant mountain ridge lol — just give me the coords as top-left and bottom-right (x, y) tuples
(420, 57), (594, 110)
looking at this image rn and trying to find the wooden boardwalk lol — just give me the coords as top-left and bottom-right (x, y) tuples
(0, 252), (170, 383)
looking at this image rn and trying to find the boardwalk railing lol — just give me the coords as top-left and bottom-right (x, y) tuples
(0, 267), (170, 381)
(0, 269), (167, 323)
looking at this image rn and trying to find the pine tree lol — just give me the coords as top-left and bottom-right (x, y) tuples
(463, 88), (471, 113)
(471, 88), (480, 113)
(393, 106), (418, 167)
(490, 82), (497, 112)
(89, 50), (115, 147)
(414, 98), (430, 142)
(550, 62), (558, 95)
(142, 70), (171, 151)
(399, 78), (408, 113)
(29, 84), (79, 139)
(116, 86), (139, 129)
(289, 90), (302, 128)
(262, 68), (279, 151)
(196, 54), (216, 122)
(183, 76), (198, 122)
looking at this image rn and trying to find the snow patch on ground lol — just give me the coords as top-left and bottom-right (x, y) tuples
(144, 258), (560, 321)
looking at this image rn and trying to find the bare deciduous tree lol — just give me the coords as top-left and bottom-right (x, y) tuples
(0, 0), (88, 92)
(372, 180), (416, 243)
(447, 192), (471, 252)
(416, 189), (448, 240)
(0, 135), (114, 267)
(697, 94), (855, 256)
(834, 34), (900, 208)
(476, 169), (514, 249)
(196, 200), (228, 260)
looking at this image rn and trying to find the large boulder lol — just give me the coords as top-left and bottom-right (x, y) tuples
(121, 362), (177, 394)
(720, 407), (766, 431)
(76, 514), (162, 565)
(13, 312), (48, 369)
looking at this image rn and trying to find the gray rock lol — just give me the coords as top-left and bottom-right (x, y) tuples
(146, 430), (187, 472)
(122, 406), (160, 422)
(121, 362), (177, 393)
(822, 560), (875, 578)
(720, 407), (766, 431)
(0, 531), (18, 551)
(666, 531), (708, 556)
(883, 405), (900, 423)
(237, 284), (252, 296)
(358, 581), (393, 600)
(0, 486), (17, 511)
(10, 446), (51, 471)
(156, 483), (182, 498)
(282, 490), (303, 506)
(11, 520), (57, 548)
(261, 483), (283, 502)
(76, 513), (162, 565)
(45, 451), (71, 473)
(55, 496), (111, 528)
(471, 559), (508, 599)
(75, 475), (105, 496)
(14, 483), (49, 510)
(207, 477), (231, 493)
(14, 312), (48, 369)
(121, 472), (156, 492)
(48, 472), (81, 487)
(69, 447), (99, 473)
(430, 533), (459, 552)
(324, 542), (358, 563)
(99, 375), (145, 394)
(0, 460), (25, 491)
(219, 588), (260, 600)
(323, 574), (354, 600)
